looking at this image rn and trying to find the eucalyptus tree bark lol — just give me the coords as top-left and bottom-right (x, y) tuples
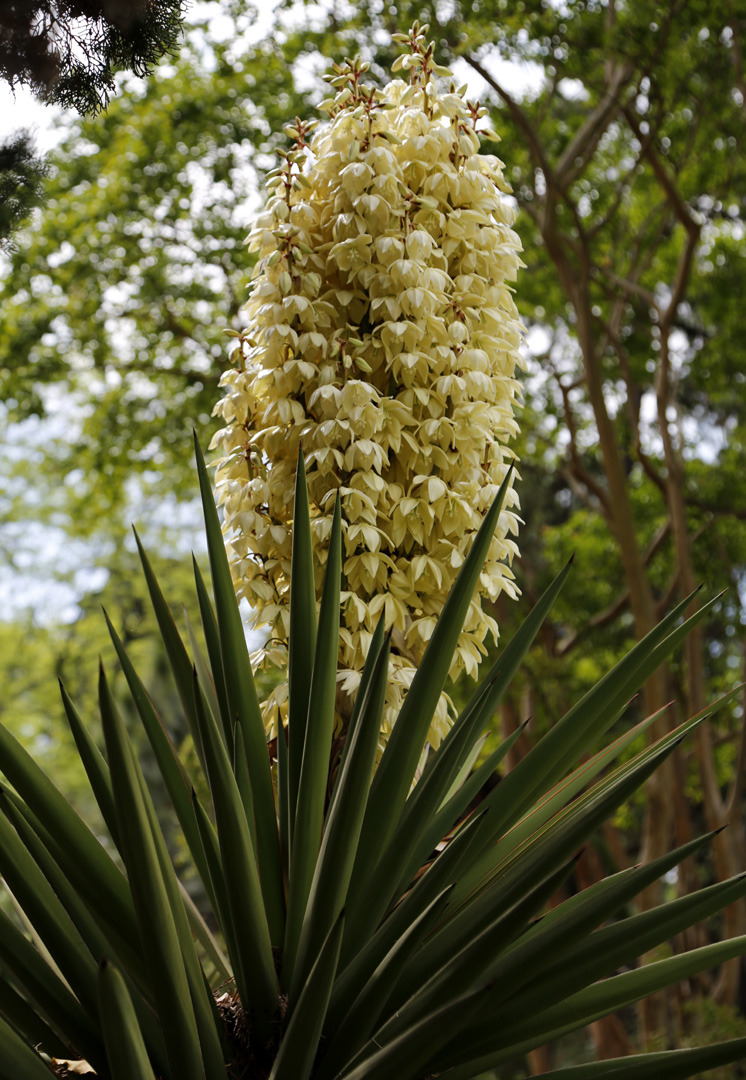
(464, 0), (746, 1046)
(464, 45), (673, 1047)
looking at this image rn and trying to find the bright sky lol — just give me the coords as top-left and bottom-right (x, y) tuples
(0, 84), (62, 149)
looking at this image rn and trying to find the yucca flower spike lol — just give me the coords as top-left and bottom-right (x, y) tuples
(211, 24), (525, 746)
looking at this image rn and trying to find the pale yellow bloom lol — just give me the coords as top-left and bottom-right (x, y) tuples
(211, 26), (524, 746)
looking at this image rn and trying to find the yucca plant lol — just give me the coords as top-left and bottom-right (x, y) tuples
(0, 439), (745, 1080)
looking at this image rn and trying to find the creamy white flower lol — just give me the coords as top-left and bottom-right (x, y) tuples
(212, 29), (525, 748)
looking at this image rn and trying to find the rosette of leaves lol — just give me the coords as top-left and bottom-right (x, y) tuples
(211, 23), (524, 745)
(0, 442), (745, 1080)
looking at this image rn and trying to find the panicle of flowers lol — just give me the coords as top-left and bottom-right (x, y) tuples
(211, 21), (525, 746)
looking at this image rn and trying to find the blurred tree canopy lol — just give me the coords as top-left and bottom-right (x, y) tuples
(2, 0), (746, 1069)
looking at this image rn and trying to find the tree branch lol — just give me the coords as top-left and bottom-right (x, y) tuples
(597, 268), (660, 312)
(623, 105), (700, 239)
(725, 686), (746, 821)
(463, 53), (554, 180)
(687, 496), (746, 521)
(555, 374), (612, 516)
(555, 60), (633, 189)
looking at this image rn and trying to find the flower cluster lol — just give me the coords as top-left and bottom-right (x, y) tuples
(211, 23), (524, 746)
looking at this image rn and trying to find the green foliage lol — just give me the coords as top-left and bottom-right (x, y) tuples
(642, 998), (746, 1080)
(679, 999), (746, 1080)
(0, 0), (187, 114)
(0, 133), (49, 252)
(0, 447), (744, 1079)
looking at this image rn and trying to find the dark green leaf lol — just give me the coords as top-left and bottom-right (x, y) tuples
(283, 493), (342, 983)
(289, 627), (390, 1008)
(349, 468), (514, 919)
(99, 664), (208, 1080)
(0, 1011), (59, 1080)
(269, 914), (345, 1080)
(58, 681), (118, 845)
(287, 449), (318, 846)
(191, 671), (278, 1040)
(98, 961), (159, 1080)
(103, 609), (216, 911)
(194, 433), (285, 947)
